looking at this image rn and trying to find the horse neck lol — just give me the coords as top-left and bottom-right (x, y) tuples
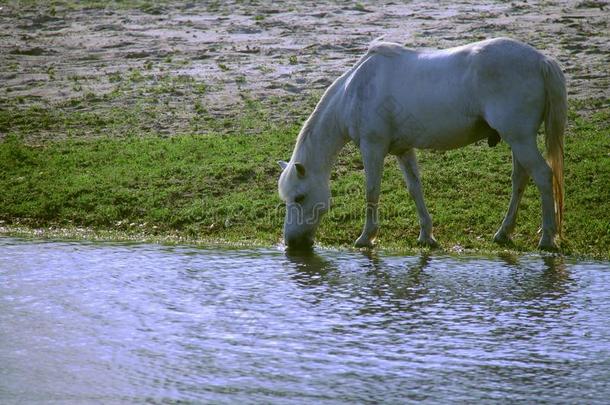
(291, 108), (347, 180)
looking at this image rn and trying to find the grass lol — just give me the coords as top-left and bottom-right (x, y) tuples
(0, 95), (608, 258)
(0, 128), (291, 244)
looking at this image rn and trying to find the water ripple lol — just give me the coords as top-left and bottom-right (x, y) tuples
(1, 238), (609, 403)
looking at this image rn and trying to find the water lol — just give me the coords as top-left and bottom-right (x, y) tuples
(1, 238), (609, 404)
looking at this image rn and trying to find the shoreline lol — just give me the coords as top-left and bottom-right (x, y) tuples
(1, 224), (607, 262)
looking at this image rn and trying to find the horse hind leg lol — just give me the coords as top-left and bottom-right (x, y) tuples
(484, 96), (556, 250)
(396, 149), (437, 247)
(494, 151), (529, 245)
(506, 138), (558, 250)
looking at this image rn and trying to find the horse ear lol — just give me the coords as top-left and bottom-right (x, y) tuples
(278, 160), (289, 170)
(295, 162), (306, 178)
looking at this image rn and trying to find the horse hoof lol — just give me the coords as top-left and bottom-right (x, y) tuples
(354, 237), (374, 249)
(493, 231), (512, 245)
(538, 239), (559, 252)
(417, 236), (438, 248)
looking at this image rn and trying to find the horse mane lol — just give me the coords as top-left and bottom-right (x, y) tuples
(292, 66), (350, 157)
(293, 40), (398, 157)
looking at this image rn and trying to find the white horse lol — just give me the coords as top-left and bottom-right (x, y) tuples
(278, 37), (566, 251)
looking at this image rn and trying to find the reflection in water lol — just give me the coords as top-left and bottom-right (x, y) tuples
(1, 239), (609, 403)
(285, 249), (572, 316)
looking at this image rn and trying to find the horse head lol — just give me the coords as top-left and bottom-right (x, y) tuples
(278, 160), (330, 249)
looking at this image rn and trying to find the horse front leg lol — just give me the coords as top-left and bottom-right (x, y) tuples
(354, 142), (386, 248)
(396, 150), (437, 247)
(494, 151), (529, 245)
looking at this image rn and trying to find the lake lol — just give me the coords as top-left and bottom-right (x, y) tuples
(1, 238), (609, 403)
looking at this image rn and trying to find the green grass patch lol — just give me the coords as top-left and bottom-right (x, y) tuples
(0, 101), (608, 258)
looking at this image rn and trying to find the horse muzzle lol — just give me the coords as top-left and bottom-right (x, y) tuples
(285, 234), (314, 250)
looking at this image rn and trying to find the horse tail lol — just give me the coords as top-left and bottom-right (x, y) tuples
(541, 56), (567, 237)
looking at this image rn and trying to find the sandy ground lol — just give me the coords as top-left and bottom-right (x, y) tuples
(0, 0), (608, 137)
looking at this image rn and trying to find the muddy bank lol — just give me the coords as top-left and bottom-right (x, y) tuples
(0, 1), (608, 139)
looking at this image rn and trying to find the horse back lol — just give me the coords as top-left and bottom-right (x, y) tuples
(336, 38), (547, 151)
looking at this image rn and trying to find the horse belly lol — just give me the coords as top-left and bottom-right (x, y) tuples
(384, 77), (485, 152)
(427, 124), (487, 150)
(390, 112), (486, 153)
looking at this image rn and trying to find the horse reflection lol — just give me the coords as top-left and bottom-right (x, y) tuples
(285, 250), (572, 318)
(499, 253), (572, 308)
(285, 249), (433, 313)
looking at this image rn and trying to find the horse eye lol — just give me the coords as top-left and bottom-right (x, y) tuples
(295, 194), (305, 204)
